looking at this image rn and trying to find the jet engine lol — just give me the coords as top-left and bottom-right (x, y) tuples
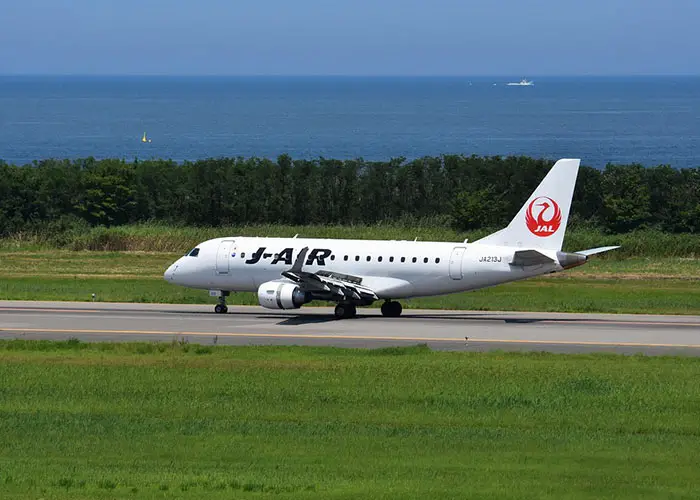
(257, 281), (311, 310)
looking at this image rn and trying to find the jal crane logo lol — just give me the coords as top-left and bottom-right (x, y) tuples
(525, 196), (562, 237)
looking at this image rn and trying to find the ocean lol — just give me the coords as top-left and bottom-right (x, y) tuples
(0, 75), (699, 168)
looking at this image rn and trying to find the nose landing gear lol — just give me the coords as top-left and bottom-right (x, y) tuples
(213, 291), (229, 314)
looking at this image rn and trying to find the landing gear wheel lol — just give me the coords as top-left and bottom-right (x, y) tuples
(334, 303), (357, 319)
(381, 300), (402, 317)
(214, 292), (229, 314)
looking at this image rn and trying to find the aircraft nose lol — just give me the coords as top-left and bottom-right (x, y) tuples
(164, 263), (178, 281)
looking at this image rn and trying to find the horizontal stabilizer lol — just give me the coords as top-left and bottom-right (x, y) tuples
(575, 246), (621, 256)
(510, 249), (555, 267)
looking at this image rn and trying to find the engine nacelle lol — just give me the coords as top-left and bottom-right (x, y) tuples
(257, 281), (311, 310)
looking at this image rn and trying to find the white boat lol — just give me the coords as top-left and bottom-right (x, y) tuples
(507, 78), (534, 86)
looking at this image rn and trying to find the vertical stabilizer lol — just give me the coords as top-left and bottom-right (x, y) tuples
(474, 158), (580, 251)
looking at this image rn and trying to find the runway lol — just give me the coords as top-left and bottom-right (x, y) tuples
(1, 301), (700, 355)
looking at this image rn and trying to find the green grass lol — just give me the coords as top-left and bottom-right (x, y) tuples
(1, 223), (700, 313)
(1, 275), (700, 314)
(414, 278), (700, 314)
(3, 222), (700, 257)
(3, 251), (700, 280)
(1, 251), (700, 313)
(1, 340), (700, 499)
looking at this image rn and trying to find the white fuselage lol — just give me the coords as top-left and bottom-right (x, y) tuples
(164, 236), (563, 299)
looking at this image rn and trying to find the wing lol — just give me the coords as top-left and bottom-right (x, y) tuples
(281, 247), (379, 303)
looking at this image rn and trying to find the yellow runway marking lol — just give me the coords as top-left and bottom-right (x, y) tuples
(2, 327), (700, 349)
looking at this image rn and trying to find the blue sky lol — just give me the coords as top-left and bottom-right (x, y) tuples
(1, 0), (698, 75)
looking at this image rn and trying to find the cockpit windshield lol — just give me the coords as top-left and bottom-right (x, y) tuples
(187, 248), (200, 257)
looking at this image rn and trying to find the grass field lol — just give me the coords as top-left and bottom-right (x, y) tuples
(1, 340), (699, 499)
(4, 222), (700, 257)
(1, 223), (699, 314)
(1, 250), (699, 314)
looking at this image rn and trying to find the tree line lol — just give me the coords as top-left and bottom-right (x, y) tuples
(0, 155), (698, 235)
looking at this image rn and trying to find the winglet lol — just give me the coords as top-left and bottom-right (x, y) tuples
(290, 247), (309, 272)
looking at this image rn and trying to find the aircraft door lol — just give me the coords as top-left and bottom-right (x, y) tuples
(449, 246), (465, 280)
(216, 239), (235, 275)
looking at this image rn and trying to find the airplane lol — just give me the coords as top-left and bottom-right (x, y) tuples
(163, 158), (619, 319)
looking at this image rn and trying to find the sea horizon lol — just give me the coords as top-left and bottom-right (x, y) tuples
(1, 74), (699, 168)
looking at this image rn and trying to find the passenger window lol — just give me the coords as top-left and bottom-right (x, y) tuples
(412, 257), (417, 263)
(423, 257), (428, 263)
(344, 255), (348, 261)
(378, 256), (383, 262)
(366, 256), (371, 262)
(241, 252), (246, 258)
(355, 256), (360, 261)
(401, 257), (405, 263)
(330, 255), (335, 261)
(435, 258), (440, 263)
(389, 257), (394, 262)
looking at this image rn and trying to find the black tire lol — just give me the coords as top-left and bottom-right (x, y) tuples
(334, 304), (357, 319)
(381, 301), (391, 317)
(214, 304), (227, 314)
(381, 301), (402, 317)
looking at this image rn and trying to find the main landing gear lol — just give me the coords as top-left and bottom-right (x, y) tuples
(334, 303), (357, 319)
(214, 291), (229, 314)
(381, 300), (402, 318)
(333, 301), (403, 319)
